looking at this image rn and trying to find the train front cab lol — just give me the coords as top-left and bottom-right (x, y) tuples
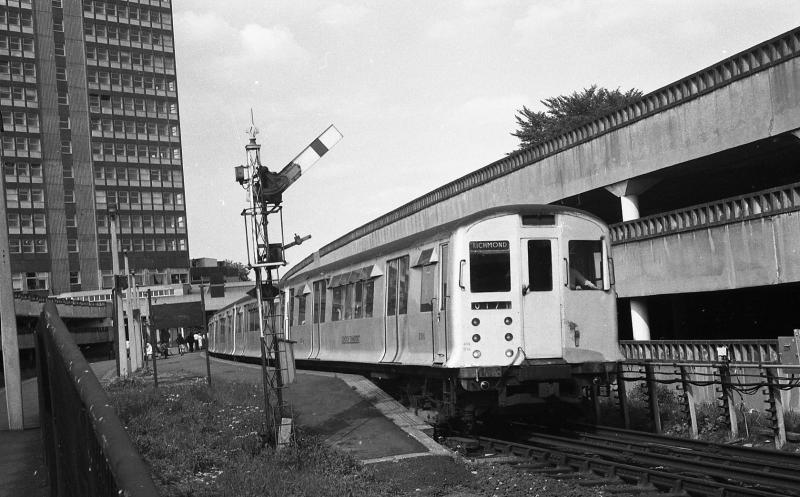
(451, 209), (619, 405)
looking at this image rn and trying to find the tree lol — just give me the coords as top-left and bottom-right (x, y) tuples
(221, 259), (251, 281)
(512, 85), (643, 150)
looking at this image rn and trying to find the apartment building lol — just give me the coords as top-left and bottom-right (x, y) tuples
(1, 0), (189, 294)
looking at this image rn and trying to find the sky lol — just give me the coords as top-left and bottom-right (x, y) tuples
(173, 1), (800, 270)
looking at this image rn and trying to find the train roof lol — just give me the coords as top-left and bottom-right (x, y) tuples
(282, 204), (604, 284)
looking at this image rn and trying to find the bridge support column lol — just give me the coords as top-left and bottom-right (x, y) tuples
(606, 179), (659, 341)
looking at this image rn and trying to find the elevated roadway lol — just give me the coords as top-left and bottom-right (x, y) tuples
(286, 26), (800, 342)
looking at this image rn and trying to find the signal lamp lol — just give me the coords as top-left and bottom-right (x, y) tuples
(505, 349), (514, 357)
(471, 318), (480, 326)
(472, 334), (481, 343)
(472, 350), (481, 359)
(504, 333), (513, 341)
(504, 317), (512, 325)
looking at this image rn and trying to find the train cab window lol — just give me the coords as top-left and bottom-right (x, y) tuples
(568, 240), (603, 290)
(332, 285), (344, 321)
(364, 279), (374, 317)
(469, 240), (510, 293)
(527, 240), (553, 291)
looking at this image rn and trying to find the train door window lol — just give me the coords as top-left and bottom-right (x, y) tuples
(469, 240), (510, 293)
(298, 293), (307, 325)
(386, 255), (409, 315)
(398, 256), (409, 314)
(387, 259), (398, 316)
(568, 240), (603, 290)
(440, 244), (448, 310)
(527, 240), (553, 291)
(420, 264), (435, 312)
(289, 288), (295, 326)
(313, 280), (327, 323)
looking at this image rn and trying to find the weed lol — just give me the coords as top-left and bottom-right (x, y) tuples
(107, 378), (393, 497)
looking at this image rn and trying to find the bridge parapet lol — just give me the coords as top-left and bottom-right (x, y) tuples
(620, 339), (780, 365)
(610, 181), (800, 244)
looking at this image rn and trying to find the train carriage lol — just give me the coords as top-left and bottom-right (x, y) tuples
(209, 204), (620, 420)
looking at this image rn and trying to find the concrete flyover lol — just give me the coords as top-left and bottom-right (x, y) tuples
(284, 26), (800, 342)
(2, 292), (112, 351)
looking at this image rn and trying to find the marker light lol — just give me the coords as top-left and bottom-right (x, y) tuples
(472, 334), (481, 343)
(505, 349), (514, 357)
(472, 350), (481, 359)
(504, 317), (513, 325)
(505, 333), (513, 341)
(471, 318), (480, 326)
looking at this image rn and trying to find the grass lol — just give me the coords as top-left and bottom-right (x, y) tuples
(106, 377), (398, 497)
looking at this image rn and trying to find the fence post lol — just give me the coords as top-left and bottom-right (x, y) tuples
(678, 366), (698, 439)
(615, 365), (630, 429)
(763, 367), (787, 449)
(644, 363), (662, 434)
(717, 363), (739, 439)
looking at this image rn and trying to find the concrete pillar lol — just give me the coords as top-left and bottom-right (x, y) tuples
(631, 299), (651, 341)
(1, 183), (23, 430)
(606, 179), (658, 341)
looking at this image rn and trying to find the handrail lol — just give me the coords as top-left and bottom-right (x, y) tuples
(619, 339), (780, 364)
(310, 27), (800, 260)
(35, 302), (159, 497)
(609, 181), (800, 244)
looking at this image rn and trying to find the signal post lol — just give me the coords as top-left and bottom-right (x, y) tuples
(234, 117), (341, 447)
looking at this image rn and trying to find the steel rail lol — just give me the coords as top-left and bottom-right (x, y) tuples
(573, 424), (800, 469)
(519, 431), (800, 494)
(472, 435), (795, 497)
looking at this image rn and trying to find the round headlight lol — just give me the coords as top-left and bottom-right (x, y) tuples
(471, 317), (480, 326)
(472, 350), (481, 359)
(505, 349), (514, 357)
(472, 334), (481, 343)
(504, 317), (513, 325)
(505, 333), (513, 341)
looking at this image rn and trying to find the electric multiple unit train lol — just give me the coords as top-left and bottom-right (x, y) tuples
(208, 204), (620, 421)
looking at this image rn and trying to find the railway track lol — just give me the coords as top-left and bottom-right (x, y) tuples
(447, 424), (800, 497)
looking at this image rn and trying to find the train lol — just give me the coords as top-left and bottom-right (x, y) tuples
(208, 204), (621, 424)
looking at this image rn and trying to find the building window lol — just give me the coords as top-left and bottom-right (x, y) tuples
(65, 214), (76, 227)
(56, 67), (66, 81)
(13, 272), (49, 291)
(67, 238), (78, 252)
(34, 238), (47, 253)
(69, 271), (80, 285)
(64, 189), (74, 203)
(61, 141), (72, 154)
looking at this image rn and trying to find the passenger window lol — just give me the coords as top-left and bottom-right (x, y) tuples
(527, 240), (552, 291)
(568, 240), (603, 290)
(387, 256), (409, 315)
(332, 286), (344, 321)
(469, 240), (510, 293)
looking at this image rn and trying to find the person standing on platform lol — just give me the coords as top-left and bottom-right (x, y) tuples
(186, 332), (195, 352)
(176, 333), (186, 355)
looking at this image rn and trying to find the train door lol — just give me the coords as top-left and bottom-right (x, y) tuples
(520, 238), (562, 358)
(382, 255), (409, 363)
(310, 279), (326, 359)
(432, 243), (449, 363)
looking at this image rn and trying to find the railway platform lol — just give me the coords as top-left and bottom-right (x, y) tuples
(95, 353), (451, 463)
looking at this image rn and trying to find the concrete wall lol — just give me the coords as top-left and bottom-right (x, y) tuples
(613, 210), (800, 297)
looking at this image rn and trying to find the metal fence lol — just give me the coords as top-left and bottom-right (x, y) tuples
(35, 301), (159, 497)
(619, 339), (781, 365)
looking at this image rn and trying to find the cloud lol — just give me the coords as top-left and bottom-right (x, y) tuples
(317, 3), (368, 26)
(240, 24), (308, 63)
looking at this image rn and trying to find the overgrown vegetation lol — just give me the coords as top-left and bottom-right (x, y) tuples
(107, 378), (396, 497)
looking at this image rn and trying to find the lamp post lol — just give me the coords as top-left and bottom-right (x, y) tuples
(0, 176), (22, 430)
